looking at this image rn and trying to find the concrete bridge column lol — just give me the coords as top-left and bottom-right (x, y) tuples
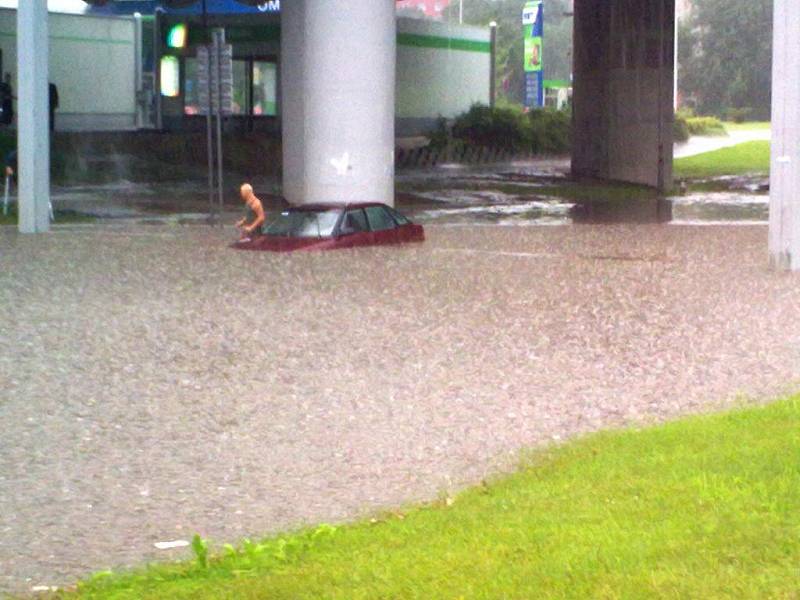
(17, 0), (50, 233)
(281, 0), (396, 206)
(769, 0), (800, 270)
(571, 0), (675, 191)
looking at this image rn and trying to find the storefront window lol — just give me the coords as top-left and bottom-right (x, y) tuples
(253, 61), (277, 116)
(184, 57), (249, 116)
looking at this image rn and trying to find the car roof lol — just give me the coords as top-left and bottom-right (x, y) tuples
(287, 202), (391, 211)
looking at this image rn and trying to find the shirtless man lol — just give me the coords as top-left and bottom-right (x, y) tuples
(236, 183), (266, 239)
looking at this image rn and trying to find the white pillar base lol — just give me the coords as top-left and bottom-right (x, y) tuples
(281, 0), (396, 206)
(770, 0), (800, 270)
(17, 0), (50, 233)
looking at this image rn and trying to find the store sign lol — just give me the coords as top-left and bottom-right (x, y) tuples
(256, 0), (280, 11)
(522, 0), (544, 108)
(522, 3), (539, 25)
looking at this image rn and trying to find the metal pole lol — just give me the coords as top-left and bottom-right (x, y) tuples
(134, 12), (143, 129)
(203, 0), (214, 222)
(489, 22), (497, 108)
(215, 29), (224, 222)
(459, 0), (463, 24)
(154, 8), (163, 130)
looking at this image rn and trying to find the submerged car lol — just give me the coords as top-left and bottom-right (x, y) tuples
(232, 202), (425, 252)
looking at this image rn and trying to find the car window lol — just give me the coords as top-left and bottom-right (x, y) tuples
(386, 206), (411, 225)
(341, 209), (368, 234)
(364, 206), (396, 231)
(265, 209), (341, 238)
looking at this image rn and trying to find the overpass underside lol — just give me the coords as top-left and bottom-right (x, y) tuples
(572, 0), (675, 192)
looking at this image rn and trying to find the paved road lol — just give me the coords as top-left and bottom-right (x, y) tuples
(1, 223), (799, 594)
(674, 129), (771, 159)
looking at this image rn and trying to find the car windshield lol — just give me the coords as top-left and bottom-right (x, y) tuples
(265, 209), (341, 238)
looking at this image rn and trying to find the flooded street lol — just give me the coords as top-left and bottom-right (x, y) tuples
(0, 153), (793, 596)
(3, 222), (800, 595)
(23, 151), (769, 230)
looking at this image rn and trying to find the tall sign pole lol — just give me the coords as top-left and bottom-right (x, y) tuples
(197, 28), (232, 224)
(522, 1), (544, 109)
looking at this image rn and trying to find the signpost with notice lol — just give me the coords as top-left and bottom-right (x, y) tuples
(522, 1), (544, 109)
(196, 28), (233, 223)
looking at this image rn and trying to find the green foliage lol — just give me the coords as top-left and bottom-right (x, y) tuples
(674, 140), (771, 179)
(64, 397), (800, 599)
(679, 0), (772, 120)
(452, 104), (531, 151)
(674, 112), (691, 142)
(448, 103), (570, 155)
(686, 116), (726, 136)
(528, 108), (571, 154)
(190, 535), (208, 570)
(441, 0), (573, 106)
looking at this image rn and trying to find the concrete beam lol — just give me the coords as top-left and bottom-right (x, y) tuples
(572, 0), (675, 191)
(17, 0), (51, 233)
(281, 0), (396, 206)
(769, 0), (800, 270)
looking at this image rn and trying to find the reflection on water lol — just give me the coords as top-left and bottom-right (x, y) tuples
(670, 192), (768, 224)
(401, 165), (769, 227)
(34, 161), (771, 228)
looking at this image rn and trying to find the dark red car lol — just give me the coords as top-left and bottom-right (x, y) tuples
(232, 202), (425, 252)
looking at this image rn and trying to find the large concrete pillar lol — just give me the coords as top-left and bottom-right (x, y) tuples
(281, 0), (396, 206)
(17, 0), (50, 233)
(572, 0), (675, 191)
(769, 0), (800, 270)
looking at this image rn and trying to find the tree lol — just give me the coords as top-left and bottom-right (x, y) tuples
(679, 0), (772, 119)
(441, 0), (573, 107)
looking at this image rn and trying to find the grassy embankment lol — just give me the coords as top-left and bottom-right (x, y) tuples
(674, 140), (771, 180)
(724, 121), (772, 132)
(62, 396), (800, 599)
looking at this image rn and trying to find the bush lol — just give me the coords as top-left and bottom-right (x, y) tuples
(452, 104), (531, 151)
(674, 112), (690, 142)
(686, 116), (726, 136)
(446, 103), (570, 156)
(528, 108), (571, 154)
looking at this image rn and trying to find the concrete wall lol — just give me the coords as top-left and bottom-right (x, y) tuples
(0, 8), (137, 131)
(396, 17), (490, 135)
(571, 0), (674, 190)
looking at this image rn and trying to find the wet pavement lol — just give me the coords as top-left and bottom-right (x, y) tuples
(4, 153), (768, 230)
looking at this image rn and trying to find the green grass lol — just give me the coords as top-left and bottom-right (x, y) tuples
(60, 396), (800, 600)
(724, 121), (772, 132)
(674, 140), (771, 180)
(0, 206), (96, 226)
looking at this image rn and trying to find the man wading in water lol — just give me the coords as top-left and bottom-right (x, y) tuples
(236, 183), (266, 240)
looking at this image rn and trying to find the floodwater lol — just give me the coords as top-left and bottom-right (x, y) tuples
(396, 161), (769, 227)
(17, 158), (770, 228)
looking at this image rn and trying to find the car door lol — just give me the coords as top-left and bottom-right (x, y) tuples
(385, 206), (416, 242)
(364, 205), (400, 245)
(335, 209), (373, 248)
